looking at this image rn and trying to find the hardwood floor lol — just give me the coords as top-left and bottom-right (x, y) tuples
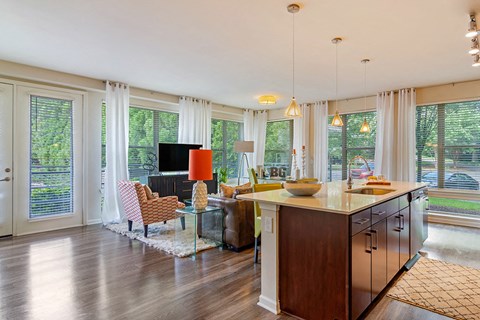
(0, 223), (478, 320)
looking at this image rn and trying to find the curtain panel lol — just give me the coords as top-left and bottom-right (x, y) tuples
(312, 101), (329, 182)
(178, 97), (212, 149)
(253, 110), (268, 170)
(102, 81), (130, 224)
(374, 91), (395, 179)
(396, 88), (417, 182)
(293, 104), (311, 177)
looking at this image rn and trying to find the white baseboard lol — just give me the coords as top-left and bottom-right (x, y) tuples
(429, 212), (480, 229)
(257, 295), (280, 314)
(87, 219), (102, 225)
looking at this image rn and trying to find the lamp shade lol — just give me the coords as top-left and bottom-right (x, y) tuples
(234, 141), (254, 153)
(188, 149), (213, 180)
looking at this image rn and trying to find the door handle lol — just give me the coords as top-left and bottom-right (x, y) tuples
(400, 214), (405, 230)
(395, 215), (401, 232)
(354, 218), (370, 225)
(371, 229), (378, 250)
(365, 232), (372, 253)
(0, 177), (11, 182)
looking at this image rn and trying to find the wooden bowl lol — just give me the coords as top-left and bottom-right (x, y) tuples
(284, 182), (322, 196)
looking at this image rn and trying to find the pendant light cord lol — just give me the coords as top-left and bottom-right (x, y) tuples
(292, 11), (295, 98)
(364, 60), (367, 113)
(335, 41), (338, 111)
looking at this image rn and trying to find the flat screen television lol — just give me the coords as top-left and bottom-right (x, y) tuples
(158, 143), (202, 172)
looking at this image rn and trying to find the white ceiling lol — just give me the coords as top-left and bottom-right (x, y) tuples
(1, 0), (480, 109)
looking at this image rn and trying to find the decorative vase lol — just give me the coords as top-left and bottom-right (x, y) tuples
(192, 180), (208, 210)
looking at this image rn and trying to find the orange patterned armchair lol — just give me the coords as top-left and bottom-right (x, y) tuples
(118, 180), (186, 237)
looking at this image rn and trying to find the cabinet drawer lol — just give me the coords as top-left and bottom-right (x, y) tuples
(351, 209), (371, 236)
(372, 198), (398, 224)
(399, 194), (409, 210)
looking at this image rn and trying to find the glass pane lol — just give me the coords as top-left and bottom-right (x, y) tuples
(158, 111), (178, 143)
(346, 111), (377, 149)
(429, 197), (480, 217)
(416, 105), (438, 185)
(225, 121), (241, 177)
(264, 120), (293, 178)
(30, 96), (73, 217)
(328, 115), (343, 181)
(129, 107), (154, 180)
(346, 149), (376, 179)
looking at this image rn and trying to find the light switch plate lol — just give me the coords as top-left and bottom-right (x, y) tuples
(264, 216), (273, 233)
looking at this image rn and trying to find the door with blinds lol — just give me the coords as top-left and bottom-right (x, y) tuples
(14, 86), (83, 235)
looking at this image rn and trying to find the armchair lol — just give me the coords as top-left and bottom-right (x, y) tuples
(248, 168), (283, 263)
(118, 180), (186, 237)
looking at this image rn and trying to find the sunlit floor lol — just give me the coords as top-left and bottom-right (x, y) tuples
(0, 223), (478, 320)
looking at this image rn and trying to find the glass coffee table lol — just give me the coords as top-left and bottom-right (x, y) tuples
(175, 205), (224, 260)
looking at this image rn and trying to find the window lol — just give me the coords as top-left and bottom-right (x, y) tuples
(30, 96), (74, 217)
(211, 119), (242, 177)
(101, 104), (179, 182)
(264, 120), (293, 177)
(328, 111), (377, 181)
(416, 100), (480, 217)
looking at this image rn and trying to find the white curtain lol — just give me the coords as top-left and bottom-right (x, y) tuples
(253, 110), (268, 169)
(243, 109), (255, 172)
(374, 91), (395, 179)
(293, 104), (310, 177)
(102, 81), (130, 224)
(396, 88), (417, 182)
(312, 101), (329, 182)
(178, 97), (212, 148)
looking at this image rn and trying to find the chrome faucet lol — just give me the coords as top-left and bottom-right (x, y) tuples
(347, 156), (371, 190)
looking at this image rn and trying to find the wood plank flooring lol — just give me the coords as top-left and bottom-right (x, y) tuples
(0, 223), (478, 320)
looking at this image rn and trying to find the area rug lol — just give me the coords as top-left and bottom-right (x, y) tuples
(106, 219), (218, 258)
(387, 257), (480, 320)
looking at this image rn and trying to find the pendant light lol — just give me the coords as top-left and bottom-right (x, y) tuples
(284, 4), (302, 118)
(331, 37), (343, 126)
(359, 59), (371, 133)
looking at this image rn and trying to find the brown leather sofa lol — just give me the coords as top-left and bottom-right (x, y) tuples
(197, 196), (255, 251)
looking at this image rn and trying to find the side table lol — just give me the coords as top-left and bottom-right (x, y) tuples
(175, 205), (224, 260)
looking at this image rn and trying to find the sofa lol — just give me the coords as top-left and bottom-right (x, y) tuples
(197, 195), (255, 251)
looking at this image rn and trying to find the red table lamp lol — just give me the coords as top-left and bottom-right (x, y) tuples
(188, 149), (213, 210)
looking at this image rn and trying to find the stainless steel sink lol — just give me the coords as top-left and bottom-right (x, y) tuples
(345, 187), (396, 195)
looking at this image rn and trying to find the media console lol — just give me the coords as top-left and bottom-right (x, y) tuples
(148, 173), (218, 202)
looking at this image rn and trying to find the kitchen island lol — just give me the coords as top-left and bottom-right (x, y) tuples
(237, 180), (428, 320)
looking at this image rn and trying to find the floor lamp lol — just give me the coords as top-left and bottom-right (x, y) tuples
(234, 141), (254, 185)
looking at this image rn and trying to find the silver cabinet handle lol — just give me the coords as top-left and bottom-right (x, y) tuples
(0, 177), (11, 182)
(373, 210), (386, 216)
(365, 232), (372, 253)
(354, 218), (370, 225)
(371, 229), (378, 250)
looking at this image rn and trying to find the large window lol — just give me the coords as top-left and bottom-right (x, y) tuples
(328, 111), (377, 181)
(264, 120), (293, 177)
(416, 100), (480, 217)
(102, 105), (179, 181)
(211, 119), (242, 178)
(30, 96), (74, 217)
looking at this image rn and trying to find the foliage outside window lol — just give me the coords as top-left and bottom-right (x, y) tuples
(102, 104), (178, 182)
(328, 111), (377, 181)
(211, 119), (242, 178)
(30, 96), (74, 217)
(416, 100), (480, 217)
(264, 120), (293, 177)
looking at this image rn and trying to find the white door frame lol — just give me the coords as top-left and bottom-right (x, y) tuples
(0, 83), (14, 237)
(14, 85), (85, 236)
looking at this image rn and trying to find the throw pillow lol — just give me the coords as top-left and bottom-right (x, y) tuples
(233, 187), (253, 199)
(144, 185), (155, 200)
(220, 182), (251, 198)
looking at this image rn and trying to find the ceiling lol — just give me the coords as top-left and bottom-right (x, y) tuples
(1, 0), (480, 109)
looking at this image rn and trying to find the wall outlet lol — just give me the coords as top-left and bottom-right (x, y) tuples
(264, 216), (273, 233)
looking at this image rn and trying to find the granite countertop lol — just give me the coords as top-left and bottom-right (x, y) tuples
(236, 180), (426, 215)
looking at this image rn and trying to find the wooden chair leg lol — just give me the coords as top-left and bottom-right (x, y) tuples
(144, 225), (148, 237)
(254, 237), (259, 263)
(128, 220), (133, 231)
(180, 216), (186, 230)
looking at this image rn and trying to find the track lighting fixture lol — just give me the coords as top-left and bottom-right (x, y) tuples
(466, 14), (479, 38)
(473, 55), (480, 67)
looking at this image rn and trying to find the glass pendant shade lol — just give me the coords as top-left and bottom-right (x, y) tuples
(331, 111), (343, 126)
(284, 97), (302, 117)
(359, 117), (371, 133)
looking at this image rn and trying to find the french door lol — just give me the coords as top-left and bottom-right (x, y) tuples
(0, 83), (13, 237)
(14, 86), (84, 235)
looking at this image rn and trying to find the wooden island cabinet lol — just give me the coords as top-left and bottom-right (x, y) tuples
(238, 181), (428, 320)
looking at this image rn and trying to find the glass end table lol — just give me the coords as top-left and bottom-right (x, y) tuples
(175, 205), (224, 260)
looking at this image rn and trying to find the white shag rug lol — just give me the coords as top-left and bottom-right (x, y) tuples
(106, 219), (218, 258)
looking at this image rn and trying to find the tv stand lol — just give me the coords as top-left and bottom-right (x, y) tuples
(148, 173), (218, 202)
